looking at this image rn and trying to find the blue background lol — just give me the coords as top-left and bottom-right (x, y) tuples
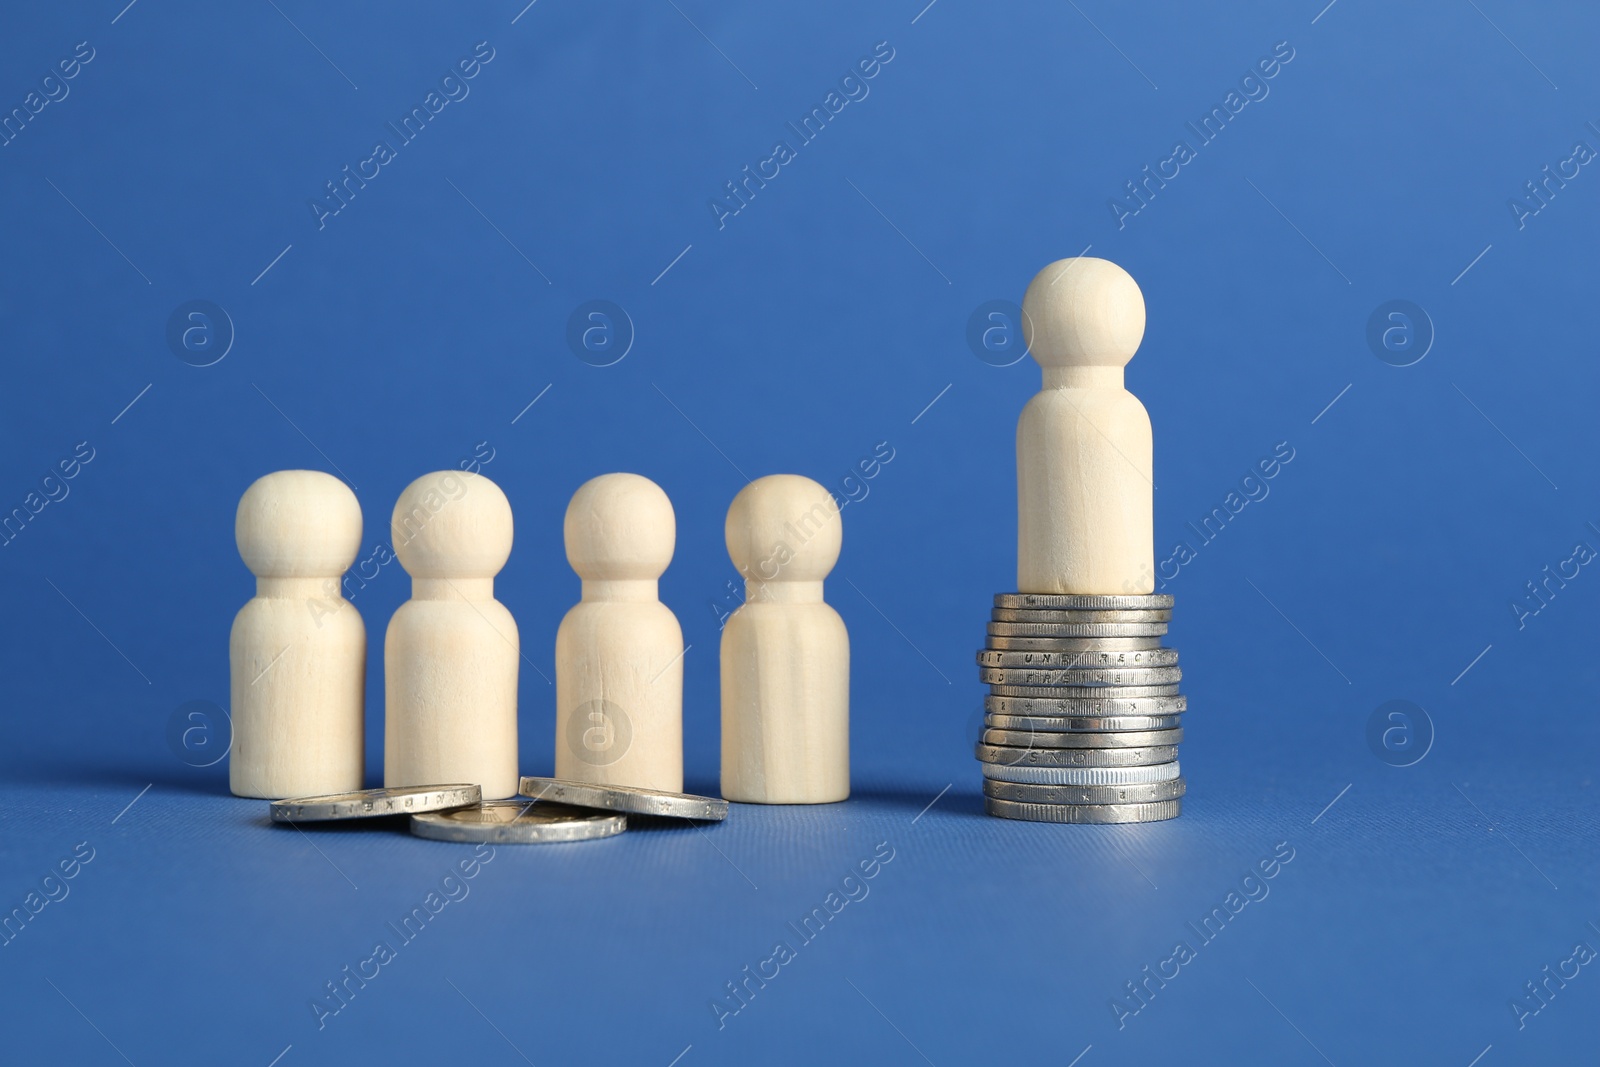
(1, 1), (1596, 1063)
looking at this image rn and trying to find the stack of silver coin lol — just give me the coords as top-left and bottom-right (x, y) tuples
(975, 592), (1184, 824)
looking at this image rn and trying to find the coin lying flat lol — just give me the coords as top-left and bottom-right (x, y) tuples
(989, 621), (1168, 638)
(985, 712), (1183, 733)
(984, 797), (1182, 823)
(975, 743), (1178, 767)
(995, 593), (1174, 611)
(983, 777), (1187, 804)
(977, 648), (1178, 669)
(410, 800), (626, 844)
(981, 727), (1183, 749)
(271, 784), (481, 823)
(978, 666), (1183, 687)
(987, 683), (1181, 700)
(979, 710), (1184, 735)
(985, 636), (1163, 652)
(981, 761), (1181, 785)
(519, 777), (728, 822)
(991, 608), (1172, 624)
(986, 694), (1187, 716)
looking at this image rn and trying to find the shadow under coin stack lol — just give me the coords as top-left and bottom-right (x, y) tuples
(975, 592), (1184, 823)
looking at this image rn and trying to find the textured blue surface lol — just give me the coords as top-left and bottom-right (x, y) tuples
(2, 1), (1598, 1063)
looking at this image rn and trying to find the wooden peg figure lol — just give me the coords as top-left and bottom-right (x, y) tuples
(720, 475), (849, 804)
(554, 473), (684, 792)
(230, 470), (365, 799)
(384, 470), (519, 799)
(1017, 257), (1154, 594)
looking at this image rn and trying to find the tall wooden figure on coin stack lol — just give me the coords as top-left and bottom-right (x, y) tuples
(554, 473), (684, 792)
(971, 257), (1184, 825)
(385, 470), (519, 799)
(230, 470), (366, 799)
(720, 475), (849, 804)
(1017, 257), (1154, 594)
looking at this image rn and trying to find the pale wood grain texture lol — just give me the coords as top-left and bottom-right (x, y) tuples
(1017, 257), (1154, 595)
(230, 470), (365, 799)
(554, 473), (684, 792)
(384, 470), (519, 799)
(720, 475), (849, 804)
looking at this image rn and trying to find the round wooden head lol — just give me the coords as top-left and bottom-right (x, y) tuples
(563, 473), (675, 581)
(726, 474), (841, 584)
(235, 470), (361, 578)
(1021, 257), (1145, 369)
(390, 471), (513, 579)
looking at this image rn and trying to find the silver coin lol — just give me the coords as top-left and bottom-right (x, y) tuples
(982, 727), (1184, 749)
(992, 607), (1172, 624)
(410, 800), (626, 844)
(978, 666), (1182, 687)
(983, 777), (1187, 804)
(987, 683), (1180, 700)
(978, 648), (1177, 669)
(986, 635), (1163, 652)
(519, 777), (728, 821)
(975, 743), (1178, 767)
(995, 593), (1174, 610)
(981, 761), (1181, 785)
(271, 784), (481, 823)
(986, 693), (1187, 716)
(988, 621), (1168, 637)
(985, 797), (1182, 823)
(986, 712), (1182, 732)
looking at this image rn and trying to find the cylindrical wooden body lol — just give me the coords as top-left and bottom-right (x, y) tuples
(230, 580), (365, 799)
(1016, 380), (1154, 595)
(554, 595), (684, 793)
(385, 586), (520, 799)
(720, 597), (849, 804)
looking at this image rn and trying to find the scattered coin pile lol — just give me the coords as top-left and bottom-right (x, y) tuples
(975, 592), (1185, 823)
(268, 778), (728, 842)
